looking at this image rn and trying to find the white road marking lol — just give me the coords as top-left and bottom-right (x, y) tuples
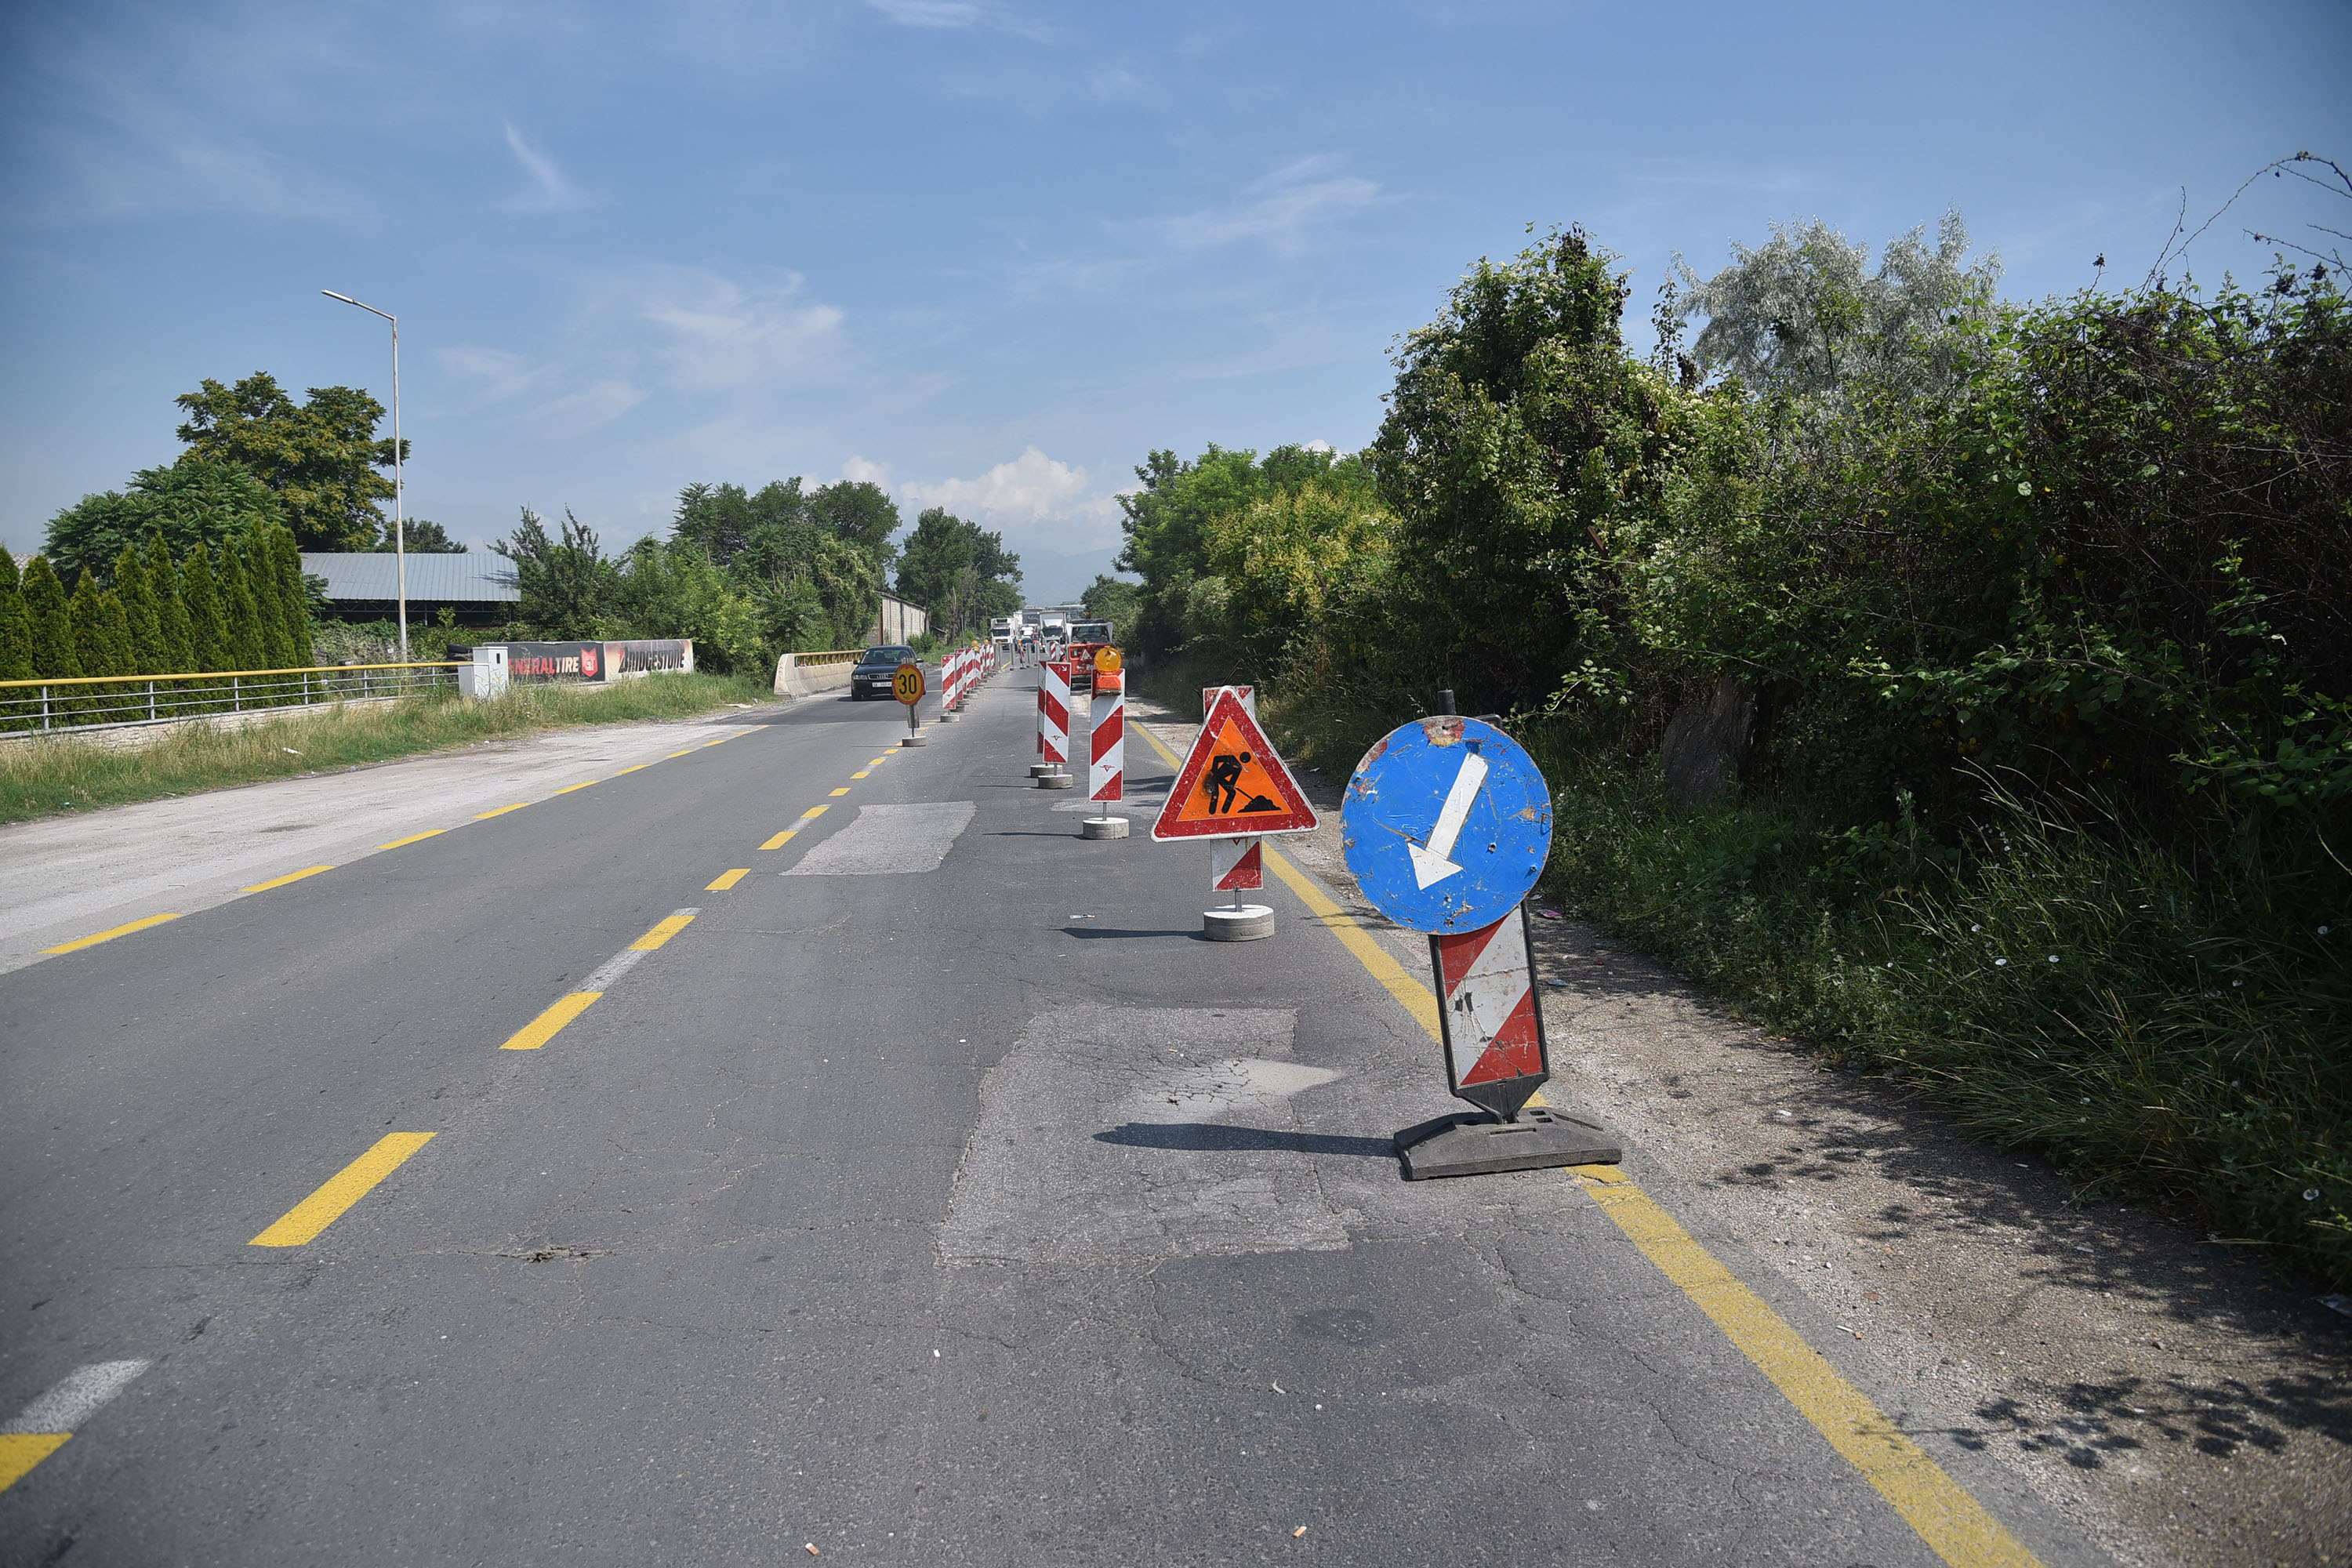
(784, 803), (976, 876)
(2, 1360), (151, 1433)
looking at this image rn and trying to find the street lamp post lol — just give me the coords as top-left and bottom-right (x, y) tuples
(321, 289), (407, 661)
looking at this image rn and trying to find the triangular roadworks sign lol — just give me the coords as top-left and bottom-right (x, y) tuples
(1152, 689), (1319, 840)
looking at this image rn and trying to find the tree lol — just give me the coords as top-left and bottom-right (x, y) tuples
(215, 540), (264, 671)
(114, 544), (167, 673)
(0, 550), (31, 685)
(42, 459), (285, 588)
(1079, 574), (1143, 640)
(673, 479), (814, 579)
(69, 568), (132, 687)
(174, 372), (399, 550)
(368, 518), (466, 553)
(21, 557), (78, 681)
(810, 480), (902, 564)
(270, 527), (314, 666)
(243, 528), (293, 670)
(494, 507), (612, 637)
(1671, 211), (2001, 401)
(180, 546), (225, 673)
(144, 533), (193, 673)
(895, 507), (1022, 641)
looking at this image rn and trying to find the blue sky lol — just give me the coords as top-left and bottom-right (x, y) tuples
(3, 1), (2347, 604)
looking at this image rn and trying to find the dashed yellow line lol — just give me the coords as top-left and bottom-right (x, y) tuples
(800, 804), (829, 820)
(613, 763), (652, 775)
(554, 781), (596, 794)
(666, 750), (694, 758)
(760, 829), (798, 851)
(501, 992), (600, 1051)
(852, 770), (872, 779)
(630, 913), (695, 950)
(1131, 710), (2047, 1568)
(242, 865), (333, 893)
(39, 912), (183, 956)
(250, 1132), (434, 1247)
(829, 786), (851, 797)
(706, 869), (750, 891)
(476, 802), (528, 819)
(377, 829), (445, 850)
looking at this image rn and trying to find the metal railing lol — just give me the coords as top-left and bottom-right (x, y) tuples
(0, 662), (464, 735)
(792, 648), (865, 668)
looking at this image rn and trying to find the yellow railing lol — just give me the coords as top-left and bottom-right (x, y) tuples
(789, 649), (866, 668)
(0, 662), (464, 734)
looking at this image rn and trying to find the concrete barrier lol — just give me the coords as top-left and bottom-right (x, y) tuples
(775, 651), (861, 700)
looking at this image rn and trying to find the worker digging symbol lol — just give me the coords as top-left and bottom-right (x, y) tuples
(1202, 751), (1281, 815)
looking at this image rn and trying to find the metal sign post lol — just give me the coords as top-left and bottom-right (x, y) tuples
(1342, 710), (1621, 1178)
(895, 660), (927, 746)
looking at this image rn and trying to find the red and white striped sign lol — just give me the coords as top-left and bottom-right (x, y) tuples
(1210, 837), (1262, 891)
(1432, 910), (1548, 1103)
(1038, 659), (1070, 764)
(1089, 670), (1123, 800)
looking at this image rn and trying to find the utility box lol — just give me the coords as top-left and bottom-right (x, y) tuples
(456, 644), (510, 701)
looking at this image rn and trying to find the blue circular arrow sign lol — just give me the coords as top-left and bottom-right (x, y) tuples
(1341, 716), (1552, 934)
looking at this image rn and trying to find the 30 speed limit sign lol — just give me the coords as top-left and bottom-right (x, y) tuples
(893, 661), (926, 706)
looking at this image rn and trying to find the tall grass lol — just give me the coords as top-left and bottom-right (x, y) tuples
(0, 672), (774, 825)
(1533, 737), (2352, 1287)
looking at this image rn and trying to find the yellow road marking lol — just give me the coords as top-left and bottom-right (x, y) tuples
(829, 786), (851, 797)
(701, 736), (731, 746)
(800, 804), (829, 820)
(1575, 1165), (2041, 1566)
(476, 803), (528, 819)
(852, 770), (872, 779)
(0, 1434), (71, 1491)
(706, 868), (750, 891)
(554, 781), (596, 794)
(1171, 714), (2047, 1568)
(500, 992), (600, 1051)
(249, 1131), (435, 1247)
(667, 750), (694, 758)
(614, 763), (652, 775)
(40, 912), (183, 955)
(377, 829), (445, 850)
(759, 829), (797, 851)
(630, 913), (695, 950)
(241, 865), (333, 893)
(868, 755), (891, 764)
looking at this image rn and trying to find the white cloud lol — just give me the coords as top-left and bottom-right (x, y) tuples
(503, 122), (589, 212)
(1158, 157), (1384, 260)
(439, 346), (550, 404)
(841, 456), (895, 488)
(639, 270), (847, 392)
(902, 446), (1093, 523)
(534, 377), (647, 433)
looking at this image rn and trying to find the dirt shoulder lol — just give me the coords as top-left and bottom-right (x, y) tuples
(1127, 690), (2352, 1568)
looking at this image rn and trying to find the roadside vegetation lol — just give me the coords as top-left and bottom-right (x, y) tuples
(0, 671), (771, 826)
(1122, 159), (2351, 1286)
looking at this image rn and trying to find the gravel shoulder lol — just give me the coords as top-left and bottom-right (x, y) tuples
(1130, 690), (2352, 1568)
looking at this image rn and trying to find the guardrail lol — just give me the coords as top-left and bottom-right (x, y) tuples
(0, 662), (464, 735)
(793, 649), (864, 667)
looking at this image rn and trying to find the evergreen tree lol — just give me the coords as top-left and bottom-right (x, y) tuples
(180, 545), (225, 673)
(0, 551), (29, 681)
(115, 543), (167, 673)
(22, 557), (78, 681)
(146, 533), (192, 673)
(216, 540), (264, 671)
(272, 526), (314, 667)
(243, 528), (293, 670)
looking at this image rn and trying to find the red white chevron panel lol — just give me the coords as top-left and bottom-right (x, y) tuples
(1038, 660), (1069, 764)
(1089, 674), (1123, 800)
(1432, 914), (1544, 1089)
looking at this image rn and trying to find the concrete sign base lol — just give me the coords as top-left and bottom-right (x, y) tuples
(900, 734), (927, 747)
(1029, 763), (1059, 777)
(1394, 1106), (1621, 1180)
(1080, 816), (1129, 839)
(1202, 904), (1275, 942)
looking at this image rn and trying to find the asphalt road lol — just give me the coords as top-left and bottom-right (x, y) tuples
(0, 673), (2102, 1566)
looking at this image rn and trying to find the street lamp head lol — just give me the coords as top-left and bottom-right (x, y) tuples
(321, 289), (358, 304)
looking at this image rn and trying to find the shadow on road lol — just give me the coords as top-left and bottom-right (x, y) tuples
(1094, 1122), (1397, 1160)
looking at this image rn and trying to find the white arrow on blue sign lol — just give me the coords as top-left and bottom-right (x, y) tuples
(1341, 716), (1552, 934)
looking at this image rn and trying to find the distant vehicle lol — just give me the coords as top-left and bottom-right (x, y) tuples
(989, 616), (1018, 647)
(850, 644), (920, 701)
(1065, 620), (1114, 691)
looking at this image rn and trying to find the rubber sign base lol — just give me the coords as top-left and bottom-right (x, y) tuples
(1395, 1106), (1621, 1181)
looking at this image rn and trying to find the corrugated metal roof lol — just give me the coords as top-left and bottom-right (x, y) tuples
(300, 552), (518, 604)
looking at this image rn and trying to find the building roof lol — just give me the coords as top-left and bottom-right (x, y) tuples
(301, 552), (518, 604)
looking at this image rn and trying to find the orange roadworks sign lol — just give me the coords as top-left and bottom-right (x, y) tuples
(1152, 688), (1319, 840)
(1094, 646), (1123, 675)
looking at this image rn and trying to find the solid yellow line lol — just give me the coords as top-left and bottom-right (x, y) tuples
(631, 913), (695, 950)
(476, 802), (528, 819)
(829, 786), (851, 797)
(377, 829), (445, 850)
(500, 991), (600, 1051)
(701, 736), (731, 746)
(1577, 1167), (2041, 1567)
(40, 912), (183, 955)
(706, 868), (749, 891)
(759, 829), (797, 851)
(554, 781), (596, 794)
(249, 1131), (434, 1247)
(241, 865), (333, 893)
(0, 1434), (71, 1492)
(613, 763), (652, 775)
(800, 804), (829, 820)
(666, 750), (694, 758)
(1222, 724), (2042, 1568)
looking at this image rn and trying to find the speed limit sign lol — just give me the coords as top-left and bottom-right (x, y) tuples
(893, 662), (926, 705)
